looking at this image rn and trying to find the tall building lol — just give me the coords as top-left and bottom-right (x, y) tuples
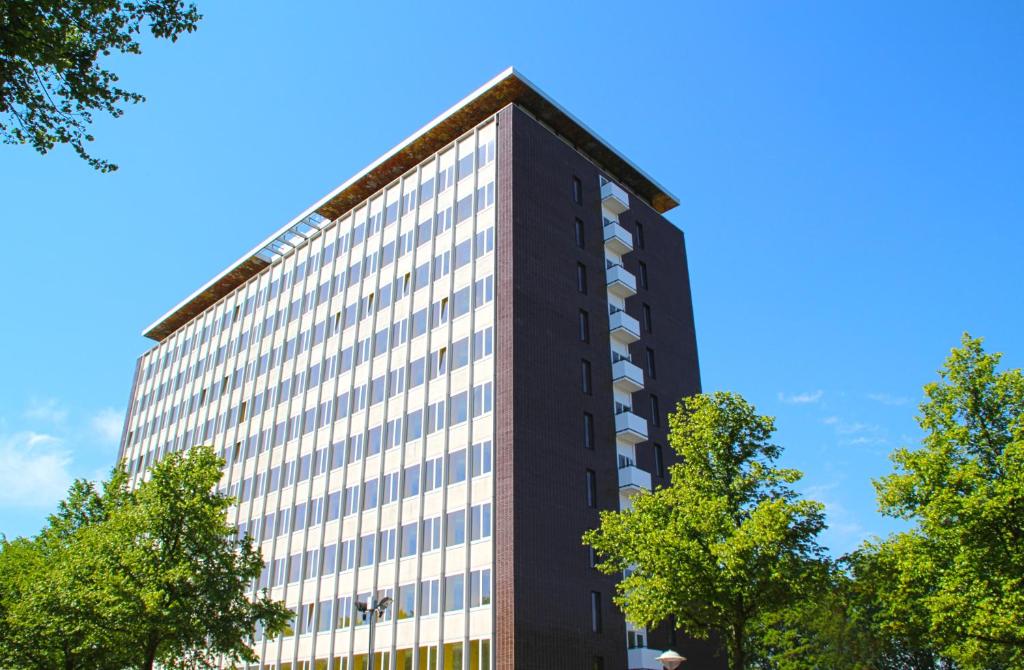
(118, 68), (704, 670)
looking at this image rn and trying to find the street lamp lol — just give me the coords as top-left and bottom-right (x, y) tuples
(656, 649), (687, 670)
(357, 595), (393, 670)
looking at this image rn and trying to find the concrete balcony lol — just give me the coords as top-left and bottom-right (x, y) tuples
(618, 464), (652, 495)
(609, 309), (641, 344)
(601, 179), (630, 215)
(603, 221), (634, 255)
(615, 410), (648, 444)
(627, 647), (663, 670)
(606, 264), (637, 298)
(612, 358), (644, 393)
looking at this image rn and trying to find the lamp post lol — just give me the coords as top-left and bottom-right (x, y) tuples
(357, 595), (393, 670)
(656, 649), (687, 670)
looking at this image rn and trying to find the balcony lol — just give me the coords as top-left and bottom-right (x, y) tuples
(603, 221), (634, 255)
(619, 463), (652, 495)
(612, 358), (644, 393)
(609, 308), (641, 344)
(606, 263), (637, 298)
(601, 178), (630, 215)
(615, 410), (648, 444)
(627, 647), (663, 670)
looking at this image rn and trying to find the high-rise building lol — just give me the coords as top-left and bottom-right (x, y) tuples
(118, 68), (705, 670)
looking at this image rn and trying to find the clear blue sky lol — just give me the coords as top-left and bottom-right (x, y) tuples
(1, 2), (1021, 552)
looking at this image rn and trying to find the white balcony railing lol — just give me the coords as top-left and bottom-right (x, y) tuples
(603, 221), (634, 255)
(609, 308), (641, 344)
(606, 263), (637, 298)
(618, 464), (652, 494)
(601, 178), (630, 215)
(615, 410), (648, 444)
(612, 358), (644, 393)
(627, 647), (664, 670)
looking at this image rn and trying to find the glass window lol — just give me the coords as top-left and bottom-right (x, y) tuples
(591, 591), (602, 632)
(450, 391), (468, 425)
(579, 310), (590, 342)
(446, 509), (465, 546)
(586, 469), (597, 508)
(451, 337), (469, 370)
(403, 464), (420, 497)
(445, 574), (464, 612)
(583, 413), (594, 450)
(422, 516), (441, 552)
(448, 449), (467, 485)
(470, 568), (491, 607)
(581, 359), (592, 395)
(470, 503), (491, 540)
(454, 239), (471, 269)
(471, 440), (492, 477)
(359, 534), (375, 567)
(398, 584), (416, 619)
(572, 176), (583, 204)
(577, 263), (587, 294)
(650, 395), (661, 427)
(452, 286), (470, 319)
(575, 218), (585, 248)
(400, 522), (417, 557)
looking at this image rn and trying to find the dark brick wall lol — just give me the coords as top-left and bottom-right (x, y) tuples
(495, 103), (712, 669)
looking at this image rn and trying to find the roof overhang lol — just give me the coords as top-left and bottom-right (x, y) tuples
(143, 67), (679, 342)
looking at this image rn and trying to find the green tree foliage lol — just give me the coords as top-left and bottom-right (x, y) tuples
(583, 392), (828, 670)
(867, 334), (1024, 669)
(0, 445), (290, 670)
(0, 0), (201, 171)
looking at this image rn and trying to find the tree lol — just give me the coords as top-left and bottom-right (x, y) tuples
(0, 445), (290, 670)
(755, 552), (958, 670)
(583, 392), (828, 670)
(0, 477), (132, 670)
(0, 0), (201, 171)
(868, 334), (1024, 669)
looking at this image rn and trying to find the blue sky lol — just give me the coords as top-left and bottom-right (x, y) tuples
(1, 2), (1021, 553)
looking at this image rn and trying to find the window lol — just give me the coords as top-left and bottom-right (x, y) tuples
(470, 503), (491, 540)
(358, 534), (375, 567)
(586, 469), (597, 508)
(591, 591), (603, 632)
(471, 440), (492, 477)
(469, 569), (491, 607)
(635, 221), (645, 249)
(574, 218), (585, 248)
(449, 391), (468, 425)
(646, 348), (657, 379)
(448, 449), (467, 485)
(446, 509), (466, 546)
(581, 359), (592, 395)
(572, 176), (583, 204)
(445, 574), (464, 612)
(654, 444), (665, 478)
(422, 516), (442, 553)
(578, 310), (590, 342)
(642, 303), (653, 333)
(638, 261), (649, 289)
(420, 579), (440, 615)
(593, 657), (605, 670)
(650, 395), (661, 427)
(400, 522), (417, 557)
(577, 263), (587, 294)
(583, 413), (594, 450)
(398, 584), (416, 620)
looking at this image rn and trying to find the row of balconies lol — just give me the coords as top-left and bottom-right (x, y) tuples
(604, 178), (666, 666)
